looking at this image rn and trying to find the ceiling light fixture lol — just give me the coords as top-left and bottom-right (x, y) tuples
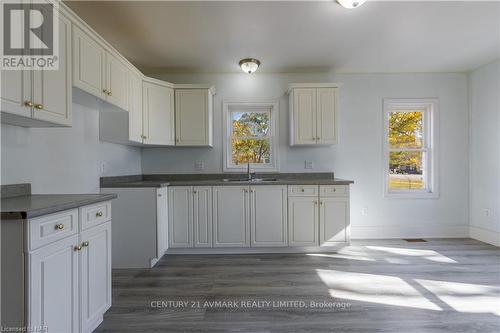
(239, 58), (261, 74)
(337, 0), (366, 9)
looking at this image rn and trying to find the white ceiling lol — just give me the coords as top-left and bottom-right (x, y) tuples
(65, 1), (500, 74)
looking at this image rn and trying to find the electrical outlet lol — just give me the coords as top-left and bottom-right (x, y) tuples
(304, 160), (314, 169)
(361, 207), (368, 216)
(484, 208), (492, 217)
(100, 162), (107, 175)
(194, 160), (205, 171)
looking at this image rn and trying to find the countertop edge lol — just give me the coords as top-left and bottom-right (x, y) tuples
(1, 193), (118, 220)
(100, 179), (354, 188)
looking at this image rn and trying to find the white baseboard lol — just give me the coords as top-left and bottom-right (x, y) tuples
(167, 244), (348, 255)
(351, 224), (468, 239)
(469, 226), (500, 247)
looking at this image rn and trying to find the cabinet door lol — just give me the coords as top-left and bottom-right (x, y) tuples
(213, 186), (250, 247)
(250, 186), (287, 247)
(288, 196), (319, 246)
(28, 235), (79, 333)
(72, 25), (105, 98)
(80, 222), (112, 333)
(156, 188), (168, 257)
(292, 88), (317, 145)
(143, 82), (175, 145)
(168, 187), (193, 248)
(128, 71), (143, 143)
(0, 6), (31, 117)
(316, 88), (337, 145)
(105, 53), (129, 111)
(193, 186), (213, 248)
(319, 197), (348, 245)
(175, 89), (212, 146)
(32, 13), (72, 126)
(1, 70), (31, 118)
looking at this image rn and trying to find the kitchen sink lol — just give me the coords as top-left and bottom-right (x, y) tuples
(222, 178), (279, 182)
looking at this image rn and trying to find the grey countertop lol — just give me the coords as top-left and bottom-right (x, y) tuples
(1, 193), (117, 220)
(100, 174), (354, 188)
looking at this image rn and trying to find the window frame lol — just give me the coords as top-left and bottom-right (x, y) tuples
(223, 100), (279, 172)
(383, 98), (439, 199)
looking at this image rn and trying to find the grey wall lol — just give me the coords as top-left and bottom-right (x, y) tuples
(468, 60), (500, 246)
(143, 72), (470, 239)
(1, 89), (142, 194)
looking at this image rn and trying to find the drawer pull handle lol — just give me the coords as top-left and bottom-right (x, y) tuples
(54, 223), (65, 230)
(82, 241), (89, 247)
(74, 245), (82, 251)
(333, 188), (336, 192)
(96, 211), (103, 217)
(301, 188), (305, 192)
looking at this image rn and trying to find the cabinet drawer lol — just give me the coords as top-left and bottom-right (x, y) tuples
(288, 185), (318, 197)
(320, 185), (348, 197)
(79, 201), (111, 231)
(29, 209), (78, 251)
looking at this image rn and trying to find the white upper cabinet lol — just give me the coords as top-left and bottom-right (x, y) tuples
(288, 84), (338, 146)
(128, 71), (144, 143)
(73, 25), (130, 111)
(174, 86), (214, 146)
(143, 78), (175, 145)
(32, 13), (72, 126)
(72, 25), (106, 98)
(105, 53), (129, 111)
(1, 13), (72, 127)
(292, 88), (317, 145)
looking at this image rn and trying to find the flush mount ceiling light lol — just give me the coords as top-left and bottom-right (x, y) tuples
(239, 58), (261, 74)
(337, 0), (367, 8)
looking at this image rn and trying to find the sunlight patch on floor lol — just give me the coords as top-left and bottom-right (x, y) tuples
(306, 253), (376, 262)
(316, 269), (442, 311)
(366, 246), (458, 263)
(415, 279), (500, 315)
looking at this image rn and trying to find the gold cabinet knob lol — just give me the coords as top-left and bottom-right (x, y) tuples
(24, 100), (33, 107)
(74, 245), (82, 251)
(54, 223), (64, 230)
(102, 89), (108, 94)
(193, 190), (197, 194)
(301, 188), (305, 192)
(108, 91), (112, 96)
(314, 201), (318, 205)
(34, 104), (43, 109)
(95, 211), (103, 217)
(82, 241), (89, 247)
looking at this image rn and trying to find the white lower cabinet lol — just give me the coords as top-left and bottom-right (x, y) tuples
(1, 201), (113, 333)
(250, 186), (287, 247)
(28, 234), (80, 333)
(165, 184), (350, 250)
(193, 186), (213, 248)
(213, 186), (250, 247)
(319, 197), (348, 245)
(80, 222), (112, 333)
(168, 187), (193, 248)
(288, 196), (319, 246)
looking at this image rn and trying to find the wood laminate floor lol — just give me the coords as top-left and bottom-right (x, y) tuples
(96, 239), (500, 333)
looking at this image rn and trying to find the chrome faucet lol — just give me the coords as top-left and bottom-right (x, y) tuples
(247, 161), (255, 181)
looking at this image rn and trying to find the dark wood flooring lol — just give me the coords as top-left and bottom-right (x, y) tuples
(96, 239), (500, 333)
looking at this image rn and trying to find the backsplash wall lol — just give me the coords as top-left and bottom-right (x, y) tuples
(0, 89), (142, 194)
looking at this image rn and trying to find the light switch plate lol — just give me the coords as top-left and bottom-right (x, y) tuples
(304, 160), (313, 169)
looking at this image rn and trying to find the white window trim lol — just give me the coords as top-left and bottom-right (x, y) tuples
(383, 98), (439, 199)
(222, 100), (280, 173)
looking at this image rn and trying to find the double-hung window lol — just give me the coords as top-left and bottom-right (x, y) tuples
(383, 99), (438, 198)
(223, 101), (279, 172)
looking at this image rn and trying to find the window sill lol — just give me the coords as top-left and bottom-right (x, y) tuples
(384, 191), (439, 199)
